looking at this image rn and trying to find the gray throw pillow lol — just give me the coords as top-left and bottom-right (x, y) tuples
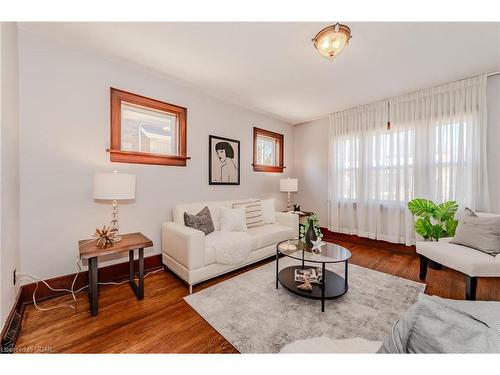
(183, 206), (215, 235)
(378, 294), (500, 353)
(450, 209), (500, 256)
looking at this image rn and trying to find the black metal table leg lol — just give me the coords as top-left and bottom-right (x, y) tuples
(345, 259), (349, 291)
(138, 248), (144, 300)
(89, 257), (98, 316)
(321, 262), (326, 312)
(129, 248), (145, 300)
(129, 249), (134, 284)
(275, 250), (279, 289)
(88, 262), (92, 297)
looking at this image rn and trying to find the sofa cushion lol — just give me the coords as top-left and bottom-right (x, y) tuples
(247, 224), (296, 250)
(205, 231), (251, 265)
(183, 206), (215, 235)
(205, 242), (216, 266)
(220, 207), (247, 232)
(416, 238), (500, 277)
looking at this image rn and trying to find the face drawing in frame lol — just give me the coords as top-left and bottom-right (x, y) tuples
(209, 136), (240, 185)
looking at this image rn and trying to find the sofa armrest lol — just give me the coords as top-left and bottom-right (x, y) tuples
(162, 222), (205, 270)
(276, 212), (299, 231)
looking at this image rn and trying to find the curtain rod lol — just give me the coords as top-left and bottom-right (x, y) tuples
(326, 70), (500, 121)
(456, 70), (500, 82)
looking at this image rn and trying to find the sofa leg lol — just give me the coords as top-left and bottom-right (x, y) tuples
(188, 284), (193, 294)
(465, 276), (477, 301)
(418, 255), (428, 280)
(163, 264), (168, 272)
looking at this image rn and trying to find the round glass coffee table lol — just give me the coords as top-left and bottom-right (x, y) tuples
(276, 238), (352, 312)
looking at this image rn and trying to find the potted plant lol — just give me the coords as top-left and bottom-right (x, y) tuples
(407, 198), (459, 269)
(300, 214), (323, 247)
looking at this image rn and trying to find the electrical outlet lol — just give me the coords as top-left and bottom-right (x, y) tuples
(13, 269), (16, 285)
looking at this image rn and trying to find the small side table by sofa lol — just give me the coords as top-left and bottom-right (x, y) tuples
(284, 210), (315, 239)
(78, 232), (153, 316)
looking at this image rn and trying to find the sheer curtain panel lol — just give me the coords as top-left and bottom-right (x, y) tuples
(328, 76), (489, 245)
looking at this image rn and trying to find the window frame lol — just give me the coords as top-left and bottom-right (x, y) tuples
(252, 127), (285, 173)
(109, 88), (190, 166)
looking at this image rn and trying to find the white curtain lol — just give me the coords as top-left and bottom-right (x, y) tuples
(328, 75), (489, 245)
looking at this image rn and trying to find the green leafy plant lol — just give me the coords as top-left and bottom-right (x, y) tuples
(407, 198), (459, 241)
(299, 214), (323, 242)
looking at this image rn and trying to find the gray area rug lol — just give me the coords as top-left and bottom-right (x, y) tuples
(184, 258), (426, 353)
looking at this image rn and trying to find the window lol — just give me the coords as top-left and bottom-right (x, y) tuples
(109, 88), (189, 166)
(335, 122), (471, 204)
(335, 129), (415, 203)
(328, 76), (486, 245)
(253, 127), (284, 173)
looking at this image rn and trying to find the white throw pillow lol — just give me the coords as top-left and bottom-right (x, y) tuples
(220, 207), (247, 232)
(232, 199), (265, 228)
(261, 198), (276, 224)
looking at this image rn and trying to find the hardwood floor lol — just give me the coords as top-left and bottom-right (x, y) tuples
(15, 236), (500, 353)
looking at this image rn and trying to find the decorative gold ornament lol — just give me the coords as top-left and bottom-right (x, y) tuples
(297, 277), (313, 291)
(94, 226), (115, 248)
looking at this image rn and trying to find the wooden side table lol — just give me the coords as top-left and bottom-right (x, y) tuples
(78, 232), (153, 316)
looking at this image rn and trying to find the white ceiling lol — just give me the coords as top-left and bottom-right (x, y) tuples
(20, 22), (500, 124)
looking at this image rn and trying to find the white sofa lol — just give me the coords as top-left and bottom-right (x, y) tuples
(162, 199), (299, 293)
(416, 213), (500, 300)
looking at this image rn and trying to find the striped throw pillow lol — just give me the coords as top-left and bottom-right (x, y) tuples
(232, 199), (265, 228)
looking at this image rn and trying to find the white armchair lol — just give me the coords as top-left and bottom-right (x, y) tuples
(417, 236), (500, 300)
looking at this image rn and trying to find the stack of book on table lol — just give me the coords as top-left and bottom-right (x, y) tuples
(294, 268), (323, 284)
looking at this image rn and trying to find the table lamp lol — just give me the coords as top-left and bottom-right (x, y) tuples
(280, 177), (298, 212)
(93, 171), (136, 242)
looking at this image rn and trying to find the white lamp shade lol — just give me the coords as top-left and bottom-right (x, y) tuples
(280, 178), (298, 192)
(93, 172), (136, 200)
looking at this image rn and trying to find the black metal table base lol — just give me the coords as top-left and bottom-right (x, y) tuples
(87, 248), (144, 316)
(276, 260), (349, 312)
(129, 248), (145, 300)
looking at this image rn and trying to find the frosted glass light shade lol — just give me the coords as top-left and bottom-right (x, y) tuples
(312, 23), (352, 60)
(280, 178), (298, 192)
(93, 172), (136, 200)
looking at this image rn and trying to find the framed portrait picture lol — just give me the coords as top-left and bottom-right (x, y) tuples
(209, 135), (240, 185)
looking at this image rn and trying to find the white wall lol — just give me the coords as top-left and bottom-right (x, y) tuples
(18, 30), (294, 280)
(487, 75), (500, 213)
(0, 23), (21, 327)
(294, 77), (500, 227)
(292, 117), (329, 226)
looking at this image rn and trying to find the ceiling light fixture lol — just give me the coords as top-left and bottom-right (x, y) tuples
(312, 23), (352, 60)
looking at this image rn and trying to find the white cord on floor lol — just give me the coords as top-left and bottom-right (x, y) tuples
(16, 260), (163, 312)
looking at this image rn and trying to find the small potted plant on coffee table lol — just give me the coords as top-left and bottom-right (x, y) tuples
(301, 214), (323, 247)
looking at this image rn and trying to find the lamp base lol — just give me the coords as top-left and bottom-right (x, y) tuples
(110, 200), (122, 243)
(111, 235), (122, 243)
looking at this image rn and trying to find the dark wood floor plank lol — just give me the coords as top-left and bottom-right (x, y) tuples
(15, 237), (500, 353)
